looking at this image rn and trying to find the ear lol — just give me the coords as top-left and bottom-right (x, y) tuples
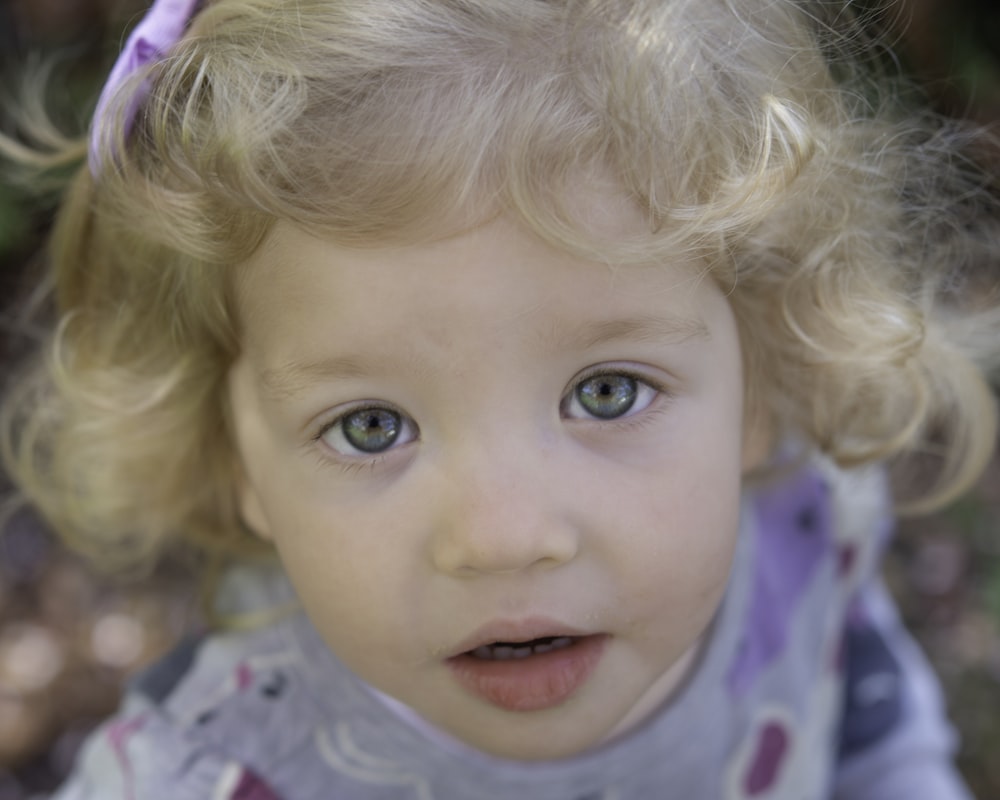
(234, 466), (274, 541)
(226, 358), (274, 541)
(741, 403), (774, 474)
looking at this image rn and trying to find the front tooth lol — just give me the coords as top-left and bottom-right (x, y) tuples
(511, 647), (533, 659)
(533, 642), (553, 654)
(492, 646), (514, 660)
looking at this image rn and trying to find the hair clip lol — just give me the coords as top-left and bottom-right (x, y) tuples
(88, 0), (202, 175)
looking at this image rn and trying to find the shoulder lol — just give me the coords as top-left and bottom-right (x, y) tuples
(55, 566), (321, 800)
(728, 452), (890, 693)
(52, 688), (285, 800)
(717, 454), (896, 797)
(749, 452), (892, 586)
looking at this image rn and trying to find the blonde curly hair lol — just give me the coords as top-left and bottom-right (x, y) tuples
(2, 0), (998, 574)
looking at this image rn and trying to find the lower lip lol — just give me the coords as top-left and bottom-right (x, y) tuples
(446, 635), (608, 712)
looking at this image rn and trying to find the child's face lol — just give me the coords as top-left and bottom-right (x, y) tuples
(228, 206), (758, 760)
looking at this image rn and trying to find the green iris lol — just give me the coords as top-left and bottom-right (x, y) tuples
(342, 408), (403, 453)
(575, 374), (638, 419)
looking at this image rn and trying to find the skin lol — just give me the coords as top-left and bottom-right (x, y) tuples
(227, 205), (765, 761)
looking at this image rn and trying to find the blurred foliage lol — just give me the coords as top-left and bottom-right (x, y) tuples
(0, 0), (147, 269)
(0, 192), (30, 260)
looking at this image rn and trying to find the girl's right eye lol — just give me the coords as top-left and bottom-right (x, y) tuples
(318, 405), (418, 457)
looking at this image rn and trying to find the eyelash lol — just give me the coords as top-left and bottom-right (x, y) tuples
(322, 454), (390, 476)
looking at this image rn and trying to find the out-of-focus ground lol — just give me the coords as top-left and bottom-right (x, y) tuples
(0, 0), (998, 797)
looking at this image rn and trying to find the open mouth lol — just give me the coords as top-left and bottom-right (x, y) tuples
(468, 636), (576, 661)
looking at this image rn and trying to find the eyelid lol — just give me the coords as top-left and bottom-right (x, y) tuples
(567, 364), (670, 398)
(570, 363), (666, 388)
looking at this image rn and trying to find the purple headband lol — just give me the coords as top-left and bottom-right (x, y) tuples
(88, 0), (202, 175)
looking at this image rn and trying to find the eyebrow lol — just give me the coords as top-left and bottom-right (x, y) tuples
(563, 315), (709, 351)
(259, 314), (709, 401)
(261, 356), (374, 400)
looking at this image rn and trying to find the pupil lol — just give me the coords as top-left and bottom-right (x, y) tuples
(343, 408), (401, 452)
(578, 374), (637, 419)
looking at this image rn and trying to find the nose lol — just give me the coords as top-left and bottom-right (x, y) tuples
(429, 447), (580, 577)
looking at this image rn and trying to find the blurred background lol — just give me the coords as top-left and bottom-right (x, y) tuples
(0, 0), (998, 797)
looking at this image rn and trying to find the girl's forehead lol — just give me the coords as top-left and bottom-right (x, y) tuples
(235, 213), (717, 353)
(243, 173), (659, 280)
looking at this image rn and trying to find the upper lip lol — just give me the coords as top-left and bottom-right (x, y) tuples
(446, 616), (594, 659)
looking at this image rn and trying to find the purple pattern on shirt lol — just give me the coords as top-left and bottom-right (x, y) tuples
(229, 767), (284, 800)
(106, 715), (148, 800)
(744, 721), (791, 795)
(727, 470), (833, 696)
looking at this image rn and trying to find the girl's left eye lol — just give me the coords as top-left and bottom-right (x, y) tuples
(562, 372), (660, 421)
(318, 405), (418, 457)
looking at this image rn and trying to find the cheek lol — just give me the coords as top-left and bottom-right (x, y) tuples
(606, 412), (744, 622)
(615, 490), (739, 651)
(268, 499), (426, 652)
(629, 478), (740, 593)
(274, 507), (384, 589)
(279, 541), (408, 678)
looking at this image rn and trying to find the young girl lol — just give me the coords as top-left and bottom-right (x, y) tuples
(2, 0), (998, 797)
